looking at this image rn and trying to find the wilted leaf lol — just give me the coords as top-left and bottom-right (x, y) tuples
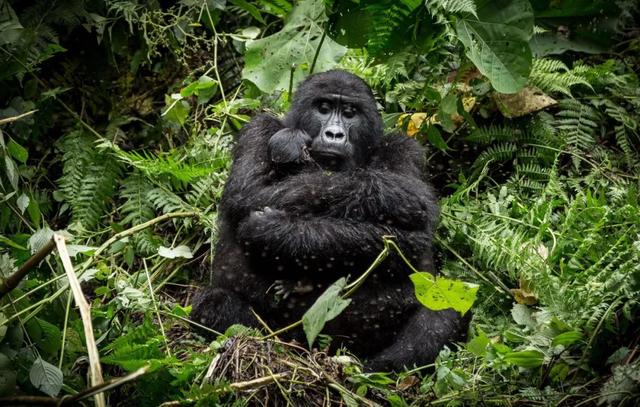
(302, 277), (351, 347)
(495, 86), (556, 118)
(409, 272), (478, 315)
(158, 245), (193, 259)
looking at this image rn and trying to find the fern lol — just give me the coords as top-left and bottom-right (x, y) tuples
(58, 131), (121, 230)
(467, 125), (522, 145)
(555, 99), (600, 150)
(119, 173), (161, 254)
(427, 0), (477, 16)
(365, 0), (421, 55)
(473, 143), (518, 169)
(529, 58), (591, 96)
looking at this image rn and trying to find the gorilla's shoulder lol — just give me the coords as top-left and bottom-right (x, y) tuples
(373, 132), (426, 169)
(239, 113), (284, 139)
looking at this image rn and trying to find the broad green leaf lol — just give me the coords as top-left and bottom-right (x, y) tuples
(409, 272), (478, 315)
(552, 330), (582, 347)
(7, 139), (28, 163)
(158, 245), (193, 259)
(455, 0), (534, 93)
(511, 303), (535, 328)
(467, 329), (490, 357)
(302, 277), (351, 347)
(242, 0), (347, 93)
(180, 75), (218, 104)
(162, 94), (190, 125)
(503, 350), (544, 368)
(29, 357), (63, 397)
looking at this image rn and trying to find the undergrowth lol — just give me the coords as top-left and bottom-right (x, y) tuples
(1, 0), (639, 406)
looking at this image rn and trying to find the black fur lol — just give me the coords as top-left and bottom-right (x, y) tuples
(192, 70), (469, 370)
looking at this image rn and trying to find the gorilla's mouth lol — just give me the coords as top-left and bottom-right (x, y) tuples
(310, 148), (349, 170)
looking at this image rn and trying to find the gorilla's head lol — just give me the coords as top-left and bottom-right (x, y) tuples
(284, 70), (384, 170)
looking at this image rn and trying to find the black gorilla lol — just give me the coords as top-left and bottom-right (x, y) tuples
(192, 70), (469, 370)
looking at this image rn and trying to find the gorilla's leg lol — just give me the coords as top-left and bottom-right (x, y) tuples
(367, 308), (470, 372)
(191, 287), (257, 335)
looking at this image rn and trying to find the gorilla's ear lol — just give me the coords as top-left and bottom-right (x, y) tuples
(268, 128), (312, 164)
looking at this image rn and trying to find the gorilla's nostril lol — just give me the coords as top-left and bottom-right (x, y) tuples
(324, 126), (346, 141)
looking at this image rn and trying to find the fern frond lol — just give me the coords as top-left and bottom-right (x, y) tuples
(365, 0), (421, 55)
(427, 0), (477, 16)
(555, 99), (600, 150)
(58, 131), (121, 230)
(119, 173), (161, 255)
(467, 125), (521, 145)
(529, 58), (591, 96)
(473, 143), (518, 168)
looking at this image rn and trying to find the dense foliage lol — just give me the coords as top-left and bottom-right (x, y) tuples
(1, 0), (639, 405)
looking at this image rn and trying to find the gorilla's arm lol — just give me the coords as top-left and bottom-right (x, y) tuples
(220, 114), (288, 226)
(258, 135), (437, 231)
(236, 208), (431, 261)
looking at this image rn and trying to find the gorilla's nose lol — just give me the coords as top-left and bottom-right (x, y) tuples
(323, 125), (346, 143)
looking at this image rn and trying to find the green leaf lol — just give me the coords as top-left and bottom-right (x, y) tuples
(455, 0), (534, 93)
(16, 193), (29, 214)
(180, 75), (218, 104)
(242, 0), (347, 93)
(425, 126), (449, 151)
(4, 155), (18, 190)
(29, 357), (63, 397)
(229, 0), (265, 24)
(503, 350), (544, 368)
(302, 277), (351, 347)
(162, 94), (190, 125)
(551, 331), (582, 347)
(511, 303), (535, 328)
(7, 139), (28, 163)
(467, 329), (490, 357)
(409, 272), (478, 315)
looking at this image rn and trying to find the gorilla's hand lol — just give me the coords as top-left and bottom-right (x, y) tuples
(268, 128), (312, 164)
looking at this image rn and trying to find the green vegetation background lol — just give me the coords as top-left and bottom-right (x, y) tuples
(0, 0), (639, 405)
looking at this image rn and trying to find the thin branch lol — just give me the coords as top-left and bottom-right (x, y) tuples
(0, 238), (55, 299)
(0, 109), (38, 125)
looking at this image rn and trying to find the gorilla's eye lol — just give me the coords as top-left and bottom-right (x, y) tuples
(343, 107), (356, 119)
(317, 102), (332, 115)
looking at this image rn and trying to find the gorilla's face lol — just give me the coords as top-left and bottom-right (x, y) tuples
(284, 70), (384, 171)
(308, 94), (362, 169)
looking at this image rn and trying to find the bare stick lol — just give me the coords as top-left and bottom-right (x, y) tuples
(0, 109), (37, 125)
(0, 238), (55, 299)
(54, 234), (106, 407)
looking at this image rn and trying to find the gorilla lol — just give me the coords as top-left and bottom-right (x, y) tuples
(192, 70), (469, 371)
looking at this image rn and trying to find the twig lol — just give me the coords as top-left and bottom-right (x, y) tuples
(0, 238), (55, 299)
(54, 233), (106, 407)
(0, 366), (148, 405)
(0, 109), (37, 125)
(230, 372), (289, 390)
(309, 30), (327, 75)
